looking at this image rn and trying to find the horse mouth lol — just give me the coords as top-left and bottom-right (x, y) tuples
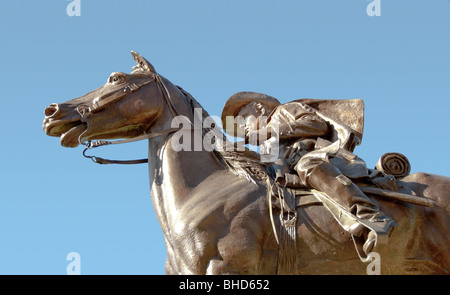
(43, 119), (87, 148)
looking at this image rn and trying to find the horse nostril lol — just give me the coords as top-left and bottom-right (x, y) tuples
(45, 103), (59, 118)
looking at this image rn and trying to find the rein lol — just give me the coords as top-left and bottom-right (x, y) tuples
(78, 74), (181, 165)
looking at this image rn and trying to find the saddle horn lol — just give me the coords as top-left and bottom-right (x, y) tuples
(131, 51), (157, 74)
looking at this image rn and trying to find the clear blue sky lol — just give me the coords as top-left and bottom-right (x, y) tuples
(0, 0), (449, 274)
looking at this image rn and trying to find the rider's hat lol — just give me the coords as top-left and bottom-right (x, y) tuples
(221, 91), (280, 138)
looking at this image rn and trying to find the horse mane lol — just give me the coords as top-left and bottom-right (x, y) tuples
(176, 85), (274, 184)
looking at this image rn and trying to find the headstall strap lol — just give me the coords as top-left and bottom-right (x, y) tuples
(79, 74), (181, 165)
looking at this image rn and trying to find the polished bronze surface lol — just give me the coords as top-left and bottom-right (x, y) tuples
(43, 52), (450, 274)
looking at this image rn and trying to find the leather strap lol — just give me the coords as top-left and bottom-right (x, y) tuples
(83, 128), (180, 165)
(79, 73), (184, 165)
(91, 78), (154, 112)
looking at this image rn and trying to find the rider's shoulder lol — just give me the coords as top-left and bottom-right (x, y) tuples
(270, 100), (317, 117)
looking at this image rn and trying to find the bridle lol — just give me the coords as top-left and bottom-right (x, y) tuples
(77, 73), (181, 165)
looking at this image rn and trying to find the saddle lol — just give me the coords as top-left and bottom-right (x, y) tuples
(267, 155), (430, 275)
(269, 174), (383, 274)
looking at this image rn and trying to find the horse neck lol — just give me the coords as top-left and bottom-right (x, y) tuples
(146, 80), (226, 209)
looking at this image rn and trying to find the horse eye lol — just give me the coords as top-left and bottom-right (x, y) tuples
(110, 75), (122, 84)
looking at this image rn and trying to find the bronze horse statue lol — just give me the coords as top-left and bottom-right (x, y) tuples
(42, 52), (450, 274)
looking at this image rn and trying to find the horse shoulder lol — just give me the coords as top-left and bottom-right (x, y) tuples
(171, 171), (270, 274)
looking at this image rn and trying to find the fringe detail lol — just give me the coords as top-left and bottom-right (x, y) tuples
(277, 212), (298, 275)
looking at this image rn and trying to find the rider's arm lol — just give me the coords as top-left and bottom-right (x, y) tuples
(274, 113), (328, 140)
(246, 103), (328, 143)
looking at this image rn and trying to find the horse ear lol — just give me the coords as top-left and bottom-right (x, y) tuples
(131, 51), (157, 74)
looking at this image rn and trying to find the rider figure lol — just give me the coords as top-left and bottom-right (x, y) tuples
(221, 92), (396, 256)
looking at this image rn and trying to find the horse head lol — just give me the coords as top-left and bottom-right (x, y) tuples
(43, 51), (178, 148)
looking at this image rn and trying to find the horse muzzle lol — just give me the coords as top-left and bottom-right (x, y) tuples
(43, 102), (88, 147)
